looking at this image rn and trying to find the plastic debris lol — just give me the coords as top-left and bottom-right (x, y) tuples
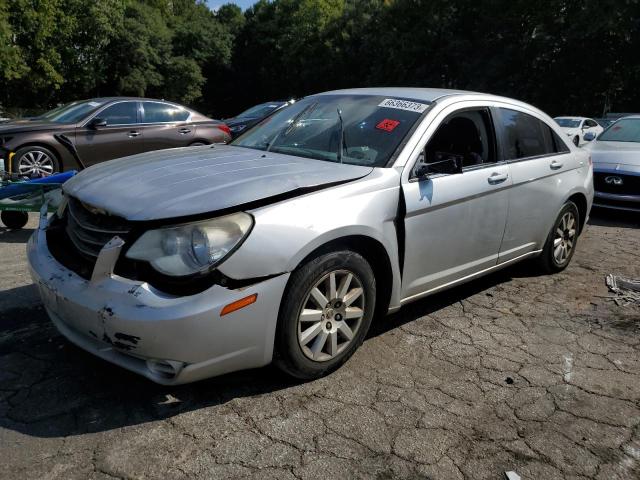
(606, 274), (640, 306)
(504, 471), (521, 480)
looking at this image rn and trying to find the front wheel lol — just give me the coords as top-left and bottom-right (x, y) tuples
(573, 136), (580, 146)
(11, 146), (60, 176)
(536, 201), (580, 273)
(274, 250), (376, 380)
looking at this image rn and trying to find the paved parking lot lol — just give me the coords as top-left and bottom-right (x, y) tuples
(1, 211), (639, 480)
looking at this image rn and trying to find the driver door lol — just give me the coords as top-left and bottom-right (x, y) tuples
(400, 106), (510, 301)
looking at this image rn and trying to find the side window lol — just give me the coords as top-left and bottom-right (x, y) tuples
(498, 108), (556, 159)
(142, 102), (189, 123)
(549, 127), (570, 154)
(586, 119), (597, 128)
(99, 102), (138, 125)
(424, 108), (496, 169)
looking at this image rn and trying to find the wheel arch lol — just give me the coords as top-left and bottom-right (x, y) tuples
(12, 141), (63, 171)
(291, 235), (395, 319)
(567, 191), (588, 234)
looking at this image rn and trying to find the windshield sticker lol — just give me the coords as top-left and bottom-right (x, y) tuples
(378, 98), (429, 113)
(376, 119), (401, 132)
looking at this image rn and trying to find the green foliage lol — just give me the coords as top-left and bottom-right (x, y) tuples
(1, 0), (639, 116)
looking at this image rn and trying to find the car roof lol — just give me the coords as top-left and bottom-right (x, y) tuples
(554, 116), (589, 120)
(79, 97), (188, 106)
(316, 87), (474, 102)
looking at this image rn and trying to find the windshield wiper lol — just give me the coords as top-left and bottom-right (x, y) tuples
(266, 102), (317, 152)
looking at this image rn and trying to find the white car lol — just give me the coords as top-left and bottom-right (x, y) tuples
(554, 117), (604, 146)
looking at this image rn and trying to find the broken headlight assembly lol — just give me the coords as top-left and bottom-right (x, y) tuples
(125, 212), (253, 277)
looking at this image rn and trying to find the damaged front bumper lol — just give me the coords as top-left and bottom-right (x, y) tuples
(27, 215), (290, 385)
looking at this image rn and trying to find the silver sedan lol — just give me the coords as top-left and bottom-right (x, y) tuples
(28, 88), (594, 384)
(585, 115), (640, 212)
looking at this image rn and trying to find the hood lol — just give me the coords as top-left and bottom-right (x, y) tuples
(63, 145), (373, 221)
(588, 140), (640, 169)
(0, 119), (72, 135)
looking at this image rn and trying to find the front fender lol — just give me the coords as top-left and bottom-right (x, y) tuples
(217, 168), (404, 310)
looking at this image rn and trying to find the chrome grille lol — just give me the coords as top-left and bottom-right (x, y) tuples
(65, 197), (131, 259)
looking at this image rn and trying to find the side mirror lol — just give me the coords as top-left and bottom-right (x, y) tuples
(583, 132), (596, 142)
(89, 117), (107, 129)
(413, 152), (463, 179)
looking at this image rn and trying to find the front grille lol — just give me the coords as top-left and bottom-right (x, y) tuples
(593, 172), (640, 196)
(65, 197), (131, 260)
(47, 197), (132, 279)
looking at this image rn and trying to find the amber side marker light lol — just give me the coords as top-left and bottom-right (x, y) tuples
(220, 294), (258, 316)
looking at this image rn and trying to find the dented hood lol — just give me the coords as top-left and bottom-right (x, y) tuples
(63, 145), (373, 221)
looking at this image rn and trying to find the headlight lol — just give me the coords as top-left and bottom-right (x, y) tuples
(229, 124), (247, 133)
(125, 212), (253, 276)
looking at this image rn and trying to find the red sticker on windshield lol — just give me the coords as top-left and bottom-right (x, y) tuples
(376, 119), (400, 132)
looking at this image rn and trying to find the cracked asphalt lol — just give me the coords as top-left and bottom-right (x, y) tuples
(1, 210), (639, 480)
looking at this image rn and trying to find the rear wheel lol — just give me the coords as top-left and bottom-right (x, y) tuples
(275, 250), (376, 379)
(1, 211), (29, 229)
(536, 201), (580, 273)
(11, 146), (60, 176)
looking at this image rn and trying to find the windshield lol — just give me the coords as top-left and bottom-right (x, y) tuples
(236, 102), (284, 119)
(555, 118), (581, 128)
(232, 94), (429, 167)
(598, 118), (640, 143)
(39, 100), (107, 123)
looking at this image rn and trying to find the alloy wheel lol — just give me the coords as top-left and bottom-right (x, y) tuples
(18, 150), (55, 176)
(297, 269), (365, 362)
(553, 211), (576, 264)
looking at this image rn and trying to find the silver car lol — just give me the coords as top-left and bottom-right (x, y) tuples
(585, 116), (640, 212)
(27, 88), (593, 384)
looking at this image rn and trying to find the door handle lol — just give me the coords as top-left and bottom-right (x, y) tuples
(128, 131), (140, 137)
(550, 160), (563, 170)
(487, 172), (508, 185)
(178, 128), (191, 134)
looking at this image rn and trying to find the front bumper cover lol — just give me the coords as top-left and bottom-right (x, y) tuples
(27, 214), (290, 385)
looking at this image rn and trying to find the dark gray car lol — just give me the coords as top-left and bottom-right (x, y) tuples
(0, 98), (231, 175)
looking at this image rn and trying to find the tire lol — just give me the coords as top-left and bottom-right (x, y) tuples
(536, 201), (580, 273)
(573, 136), (580, 146)
(11, 146), (60, 176)
(189, 141), (207, 147)
(274, 250), (376, 380)
(1, 211), (29, 229)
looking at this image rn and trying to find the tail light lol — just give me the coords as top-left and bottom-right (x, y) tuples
(217, 124), (231, 137)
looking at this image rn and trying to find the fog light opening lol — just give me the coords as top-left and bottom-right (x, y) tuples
(146, 359), (184, 379)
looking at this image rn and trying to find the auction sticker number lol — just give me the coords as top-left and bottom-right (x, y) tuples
(378, 98), (429, 113)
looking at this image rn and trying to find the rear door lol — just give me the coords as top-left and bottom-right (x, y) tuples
(494, 107), (580, 263)
(400, 105), (511, 301)
(138, 101), (195, 152)
(75, 101), (142, 166)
